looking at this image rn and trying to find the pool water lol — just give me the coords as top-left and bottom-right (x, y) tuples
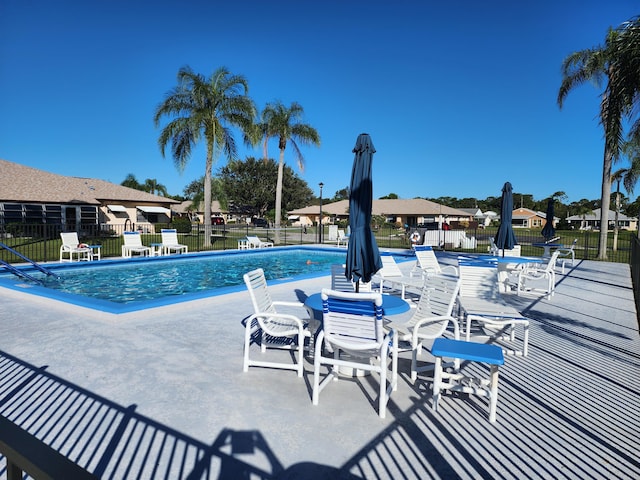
(39, 249), (347, 303)
(0, 247), (412, 313)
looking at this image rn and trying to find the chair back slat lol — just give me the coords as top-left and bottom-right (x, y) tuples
(321, 289), (384, 351)
(243, 268), (276, 314)
(123, 231), (143, 247)
(458, 263), (500, 301)
(161, 228), (179, 245)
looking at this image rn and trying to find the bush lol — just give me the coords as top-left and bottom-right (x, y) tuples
(170, 217), (192, 233)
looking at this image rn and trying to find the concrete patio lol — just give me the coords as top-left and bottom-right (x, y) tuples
(0, 251), (639, 479)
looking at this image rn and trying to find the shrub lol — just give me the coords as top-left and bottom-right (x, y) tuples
(170, 217), (192, 233)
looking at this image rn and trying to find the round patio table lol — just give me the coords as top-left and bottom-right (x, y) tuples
(304, 292), (410, 322)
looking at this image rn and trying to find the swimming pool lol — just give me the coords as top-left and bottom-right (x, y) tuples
(0, 247), (413, 314)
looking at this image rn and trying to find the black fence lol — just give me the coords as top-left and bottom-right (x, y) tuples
(0, 222), (635, 266)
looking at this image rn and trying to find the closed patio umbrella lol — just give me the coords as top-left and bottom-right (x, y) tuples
(494, 182), (518, 256)
(541, 198), (556, 241)
(345, 133), (382, 291)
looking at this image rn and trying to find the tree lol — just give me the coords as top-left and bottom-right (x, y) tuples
(612, 139), (640, 246)
(259, 101), (320, 243)
(154, 66), (256, 245)
(219, 157), (313, 219)
(121, 174), (142, 190)
(379, 193), (399, 199)
(182, 176), (228, 218)
(142, 178), (168, 196)
(558, 17), (640, 259)
(333, 187), (350, 201)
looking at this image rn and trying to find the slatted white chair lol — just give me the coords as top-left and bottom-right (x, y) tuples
(313, 289), (398, 418)
(160, 228), (188, 255)
(59, 232), (91, 262)
(121, 231), (151, 258)
(386, 274), (461, 383)
(516, 250), (560, 299)
(556, 238), (577, 273)
(243, 268), (311, 377)
(458, 261), (530, 356)
(374, 255), (424, 300)
(336, 229), (348, 247)
(497, 244), (521, 257)
(410, 245), (458, 278)
(246, 235), (273, 248)
(331, 264), (371, 292)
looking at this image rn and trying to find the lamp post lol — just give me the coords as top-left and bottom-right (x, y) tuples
(318, 182), (324, 244)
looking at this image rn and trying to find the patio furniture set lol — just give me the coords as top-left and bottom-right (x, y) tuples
(59, 229), (189, 262)
(240, 243), (567, 423)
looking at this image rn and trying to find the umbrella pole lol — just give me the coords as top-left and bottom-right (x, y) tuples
(355, 280), (360, 293)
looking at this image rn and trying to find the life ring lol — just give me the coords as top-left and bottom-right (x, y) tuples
(409, 231), (421, 244)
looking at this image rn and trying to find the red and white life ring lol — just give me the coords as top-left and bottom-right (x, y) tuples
(409, 231), (421, 244)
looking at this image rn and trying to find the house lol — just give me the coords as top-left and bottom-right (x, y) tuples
(566, 208), (638, 231)
(511, 208), (552, 229)
(172, 200), (229, 223)
(288, 198), (473, 228)
(0, 159), (178, 233)
(458, 208), (497, 227)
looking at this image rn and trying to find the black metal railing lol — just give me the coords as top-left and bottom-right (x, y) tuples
(0, 223), (634, 265)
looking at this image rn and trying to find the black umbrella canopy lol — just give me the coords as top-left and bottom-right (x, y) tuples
(345, 133), (382, 287)
(494, 182), (518, 254)
(541, 198), (556, 241)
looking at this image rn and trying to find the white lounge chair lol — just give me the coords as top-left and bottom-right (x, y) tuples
(375, 256), (424, 300)
(411, 245), (458, 278)
(59, 232), (91, 262)
(386, 274), (461, 383)
(556, 238), (577, 273)
(336, 229), (348, 247)
(243, 268), (311, 377)
(121, 231), (151, 258)
(458, 261), (530, 356)
(246, 235), (273, 248)
(516, 250), (560, 299)
(312, 289), (398, 418)
(161, 228), (188, 255)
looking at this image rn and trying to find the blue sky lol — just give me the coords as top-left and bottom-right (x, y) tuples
(1, 0), (639, 205)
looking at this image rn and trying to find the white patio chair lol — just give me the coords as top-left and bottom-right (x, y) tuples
(312, 289), (398, 418)
(458, 261), (530, 356)
(386, 274), (461, 383)
(246, 235), (273, 248)
(410, 245), (458, 278)
(336, 229), (348, 247)
(556, 238), (577, 273)
(121, 231), (151, 258)
(516, 250), (560, 299)
(243, 268), (311, 377)
(331, 264), (372, 292)
(497, 244), (521, 257)
(161, 228), (188, 255)
(374, 255), (424, 300)
(59, 232), (91, 262)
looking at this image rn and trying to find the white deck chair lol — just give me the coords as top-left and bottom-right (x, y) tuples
(243, 268), (311, 377)
(411, 246), (458, 278)
(458, 261), (530, 356)
(556, 238), (577, 273)
(331, 264), (371, 292)
(246, 235), (273, 248)
(161, 229), (188, 255)
(59, 232), (91, 262)
(336, 229), (348, 247)
(497, 244), (521, 257)
(516, 250), (560, 299)
(121, 231), (151, 258)
(312, 289), (398, 418)
(374, 256), (424, 300)
(386, 274), (461, 383)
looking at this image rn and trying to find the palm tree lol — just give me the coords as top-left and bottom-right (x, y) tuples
(142, 178), (168, 196)
(259, 101), (320, 243)
(612, 139), (640, 248)
(154, 66), (256, 245)
(558, 17), (640, 259)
